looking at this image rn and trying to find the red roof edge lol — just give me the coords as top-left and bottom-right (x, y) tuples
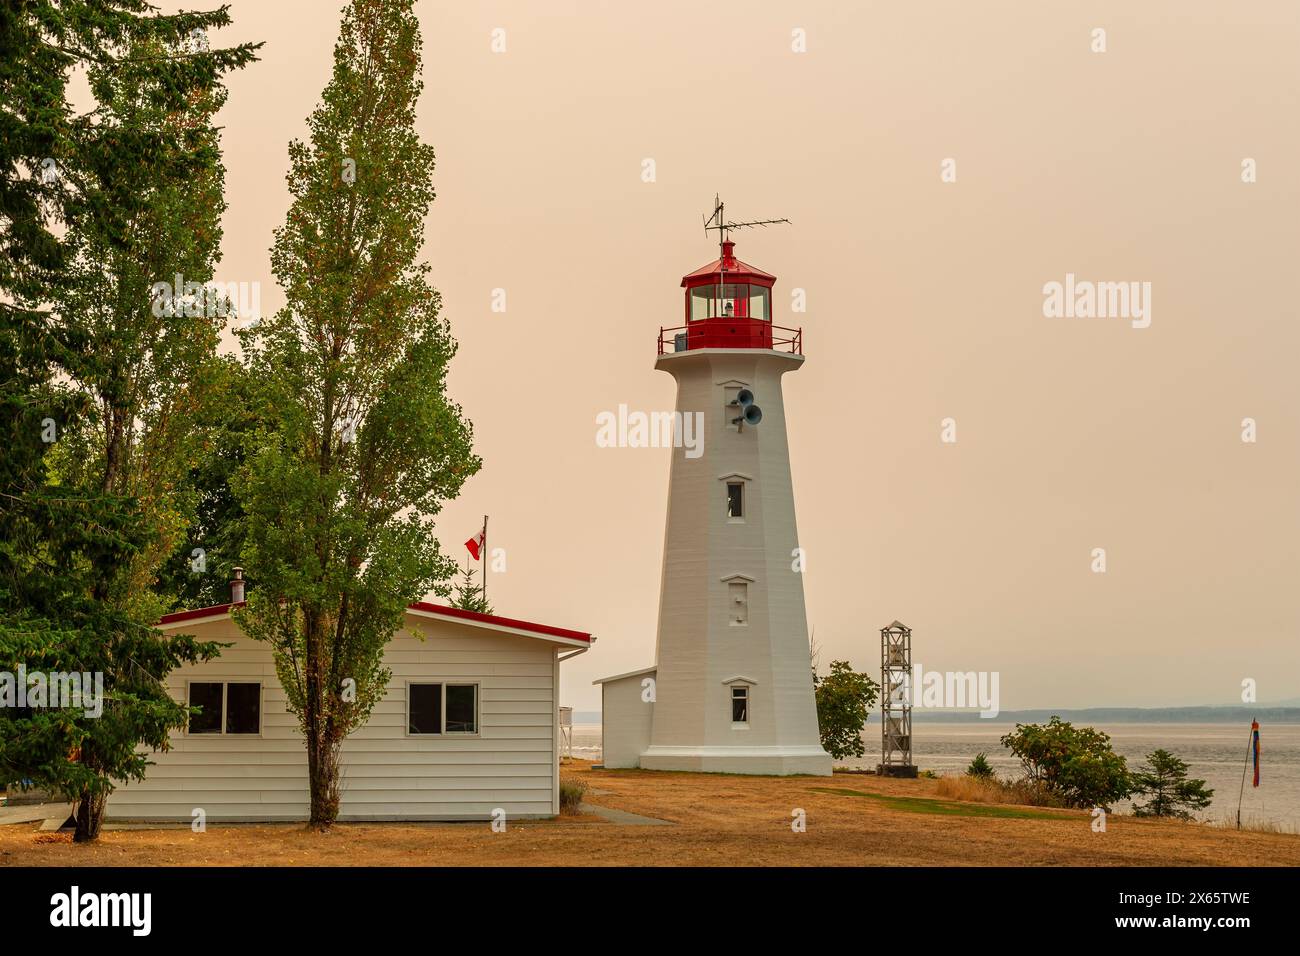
(407, 601), (591, 643)
(158, 601), (244, 625)
(158, 599), (591, 644)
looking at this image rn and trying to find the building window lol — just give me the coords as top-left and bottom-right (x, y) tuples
(408, 682), (479, 735)
(726, 482), (744, 519)
(408, 683), (443, 734)
(187, 682), (261, 735)
(446, 684), (477, 733)
(225, 683), (261, 734)
(731, 686), (749, 723)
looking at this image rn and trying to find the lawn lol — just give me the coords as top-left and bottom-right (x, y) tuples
(2, 760), (1296, 867)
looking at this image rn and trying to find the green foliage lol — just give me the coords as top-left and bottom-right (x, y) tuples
(1000, 716), (1131, 809)
(1, 1), (260, 329)
(50, 32), (236, 617)
(966, 752), (995, 779)
(234, 0), (479, 825)
(0, 599), (223, 821)
(450, 566), (492, 614)
(813, 660), (879, 761)
(1130, 749), (1213, 820)
(156, 359), (265, 608)
(0, 0), (257, 841)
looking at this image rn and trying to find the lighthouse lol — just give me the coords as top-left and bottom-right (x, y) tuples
(596, 221), (831, 776)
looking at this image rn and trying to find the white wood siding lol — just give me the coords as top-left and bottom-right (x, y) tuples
(599, 672), (655, 768)
(107, 614), (560, 821)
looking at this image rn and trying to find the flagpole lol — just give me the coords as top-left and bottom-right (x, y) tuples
(1236, 717), (1254, 830)
(481, 515), (488, 607)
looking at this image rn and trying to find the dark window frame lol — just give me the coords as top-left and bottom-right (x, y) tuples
(726, 481), (744, 519)
(406, 681), (480, 737)
(186, 680), (262, 736)
(731, 685), (749, 724)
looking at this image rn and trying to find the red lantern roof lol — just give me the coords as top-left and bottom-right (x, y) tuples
(680, 240), (776, 288)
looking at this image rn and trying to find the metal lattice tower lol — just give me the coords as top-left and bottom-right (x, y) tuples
(558, 706), (573, 759)
(878, 621), (918, 777)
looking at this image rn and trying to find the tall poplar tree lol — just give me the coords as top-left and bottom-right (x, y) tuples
(236, 0), (479, 826)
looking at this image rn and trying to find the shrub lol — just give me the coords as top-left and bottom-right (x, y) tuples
(966, 752), (995, 779)
(1000, 716), (1131, 809)
(558, 777), (586, 813)
(813, 660), (879, 760)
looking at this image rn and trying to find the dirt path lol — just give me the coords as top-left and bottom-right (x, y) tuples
(2, 761), (1295, 866)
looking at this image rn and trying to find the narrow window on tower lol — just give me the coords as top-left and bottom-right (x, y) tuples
(726, 481), (744, 519)
(731, 686), (749, 724)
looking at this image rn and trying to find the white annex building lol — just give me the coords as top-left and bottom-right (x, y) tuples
(596, 235), (831, 776)
(107, 591), (593, 821)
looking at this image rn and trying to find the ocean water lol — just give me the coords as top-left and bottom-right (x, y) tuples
(568, 721), (1299, 829)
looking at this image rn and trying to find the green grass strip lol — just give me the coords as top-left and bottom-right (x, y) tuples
(809, 787), (1068, 820)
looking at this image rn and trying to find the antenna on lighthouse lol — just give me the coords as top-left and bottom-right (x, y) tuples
(703, 195), (790, 305)
(702, 194), (790, 255)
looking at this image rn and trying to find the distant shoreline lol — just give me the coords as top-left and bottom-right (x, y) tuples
(571, 707), (1300, 725)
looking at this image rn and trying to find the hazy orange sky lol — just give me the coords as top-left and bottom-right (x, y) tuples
(167, 1), (1298, 711)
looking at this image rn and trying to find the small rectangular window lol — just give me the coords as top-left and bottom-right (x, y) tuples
(446, 684), (478, 733)
(188, 682), (223, 734)
(225, 682), (261, 734)
(188, 681), (261, 735)
(726, 482), (744, 518)
(408, 683), (443, 735)
(731, 686), (749, 723)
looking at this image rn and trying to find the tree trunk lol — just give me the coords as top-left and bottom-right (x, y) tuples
(306, 727), (343, 827)
(73, 790), (107, 843)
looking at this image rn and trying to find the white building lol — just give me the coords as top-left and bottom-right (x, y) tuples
(107, 597), (593, 821)
(596, 238), (831, 776)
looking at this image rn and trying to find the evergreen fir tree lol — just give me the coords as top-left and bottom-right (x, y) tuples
(1131, 749), (1214, 820)
(0, 0), (258, 841)
(450, 565), (493, 615)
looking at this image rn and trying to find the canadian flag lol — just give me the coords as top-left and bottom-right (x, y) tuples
(465, 529), (486, 561)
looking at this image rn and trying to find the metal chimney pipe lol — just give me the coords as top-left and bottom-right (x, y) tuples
(230, 567), (245, 603)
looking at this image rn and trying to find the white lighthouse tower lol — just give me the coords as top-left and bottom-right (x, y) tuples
(597, 212), (831, 776)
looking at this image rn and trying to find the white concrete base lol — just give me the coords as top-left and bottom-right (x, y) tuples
(639, 745), (832, 777)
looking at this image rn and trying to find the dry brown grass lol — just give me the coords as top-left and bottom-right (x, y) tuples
(558, 775), (586, 815)
(934, 774), (1062, 807)
(1204, 815), (1299, 835)
(1, 760), (1297, 867)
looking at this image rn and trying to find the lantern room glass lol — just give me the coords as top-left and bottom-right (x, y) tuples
(687, 284), (771, 321)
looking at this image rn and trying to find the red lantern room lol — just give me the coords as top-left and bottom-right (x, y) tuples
(659, 238), (802, 355)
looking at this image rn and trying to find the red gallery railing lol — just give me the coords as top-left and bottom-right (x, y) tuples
(657, 324), (803, 356)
